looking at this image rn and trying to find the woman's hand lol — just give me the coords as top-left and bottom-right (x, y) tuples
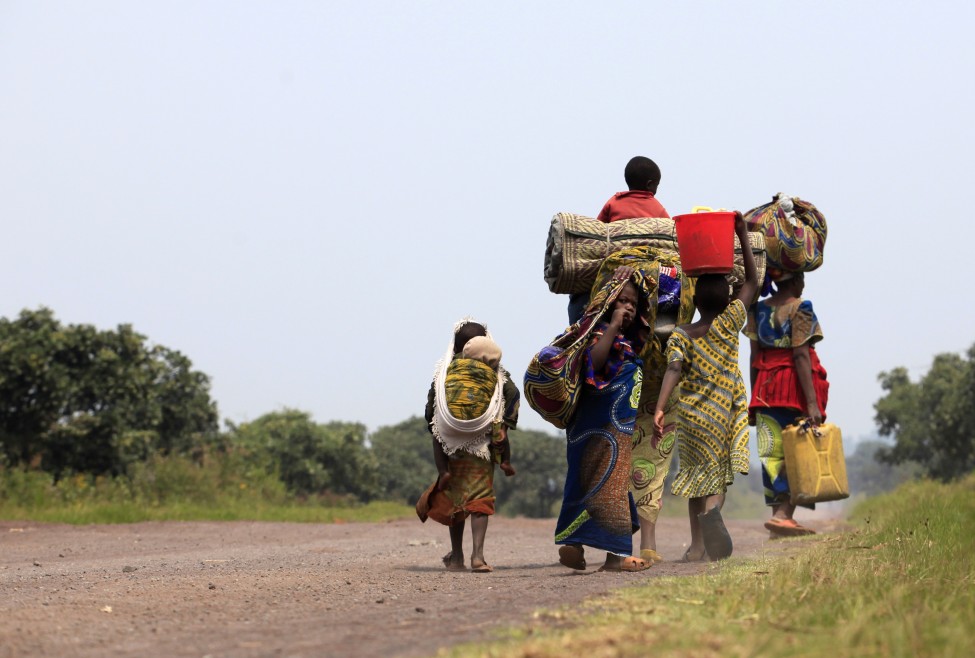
(806, 403), (823, 427)
(653, 410), (666, 439)
(611, 265), (635, 282)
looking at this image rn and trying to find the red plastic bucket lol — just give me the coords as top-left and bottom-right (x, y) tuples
(673, 210), (736, 276)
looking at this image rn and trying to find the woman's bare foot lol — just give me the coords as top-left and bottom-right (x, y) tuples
(500, 462), (516, 477)
(442, 552), (466, 571)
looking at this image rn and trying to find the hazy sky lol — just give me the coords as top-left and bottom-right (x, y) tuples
(2, 2), (972, 442)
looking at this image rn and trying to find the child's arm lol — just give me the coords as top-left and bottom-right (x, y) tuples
(588, 266), (634, 372)
(653, 360), (682, 439)
(588, 309), (626, 373)
(734, 211), (759, 305)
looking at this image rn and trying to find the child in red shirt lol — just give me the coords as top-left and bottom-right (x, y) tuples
(568, 156), (669, 324)
(597, 156), (670, 223)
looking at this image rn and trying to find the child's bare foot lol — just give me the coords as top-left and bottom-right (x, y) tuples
(470, 556), (493, 573)
(442, 552), (466, 571)
(500, 462), (516, 477)
(436, 472), (452, 490)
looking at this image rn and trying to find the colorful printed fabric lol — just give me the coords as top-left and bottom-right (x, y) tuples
(426, 369), (519, 431)
(444, 358), (498, 420)
(629, 359), (678, 523)
(745, 299), (829, 421)
(555, 357), (641, 555)
(583, 322), (639, 389)
(755, 408), (815, 509)
(743, 195), (827, 274)
(668, 299), (750, 498)
(415, 452), (497, 525)
(591, 248), (696, 524)
(744, 298), (823, 349)
(524, 270), (655, 429)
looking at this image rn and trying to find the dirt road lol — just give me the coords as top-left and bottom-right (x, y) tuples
(0, 516), (828, 657)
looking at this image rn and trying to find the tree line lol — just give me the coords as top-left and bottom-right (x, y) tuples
(0, 308), (971, 517)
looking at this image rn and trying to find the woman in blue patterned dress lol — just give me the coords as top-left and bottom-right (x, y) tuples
(555, 267), (653, 573)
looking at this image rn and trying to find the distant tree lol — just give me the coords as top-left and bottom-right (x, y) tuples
(845, 439), (922, 496)
(494, 429), (566, 518)
(874, 344), (975, 481)
(227, 410), (380, 500)
(368, 416), (438, 506)
(0, 308), (218, 477)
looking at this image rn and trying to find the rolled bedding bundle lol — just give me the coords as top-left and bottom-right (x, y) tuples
(743, 194), (827, 274)
(544, 212), (766, 295)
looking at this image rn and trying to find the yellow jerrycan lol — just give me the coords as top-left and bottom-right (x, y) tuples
(782, 421), (850, 506)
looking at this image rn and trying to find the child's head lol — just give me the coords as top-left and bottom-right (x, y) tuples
(602, 280), (642, 333)
(624, 156), (662, 194)
(774, 271), (805, 296)
(693, 273), (731, 314)
(453, 321), (487, 354)
(462, 336), (502, 369)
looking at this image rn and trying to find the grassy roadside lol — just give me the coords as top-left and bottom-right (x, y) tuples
(443, 475), (975, 658)
(0, 458), (413, 524)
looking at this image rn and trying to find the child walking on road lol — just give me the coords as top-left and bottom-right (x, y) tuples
(416, 319), (519, 573)
(653, 212), (758, 561)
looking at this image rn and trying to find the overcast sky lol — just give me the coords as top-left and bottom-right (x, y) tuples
(2, 1), (972, 443)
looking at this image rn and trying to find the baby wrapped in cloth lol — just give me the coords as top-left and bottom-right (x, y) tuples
(417, 335), (510, 524)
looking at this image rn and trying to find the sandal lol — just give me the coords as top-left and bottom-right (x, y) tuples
(598, 556), (651, 572)
(558, 544), (586, 570)
(699, 507), (733, 561)
(471, 561), (493, 573)
(764, 518), (816, 537)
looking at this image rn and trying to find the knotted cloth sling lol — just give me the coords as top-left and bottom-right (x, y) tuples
(431, 318), (506, 460)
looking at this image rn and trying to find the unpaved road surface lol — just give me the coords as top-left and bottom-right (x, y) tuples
(0, 516), (835, 657)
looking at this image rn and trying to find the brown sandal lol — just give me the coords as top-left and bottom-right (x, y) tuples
(558, 544), (586, 570)
(598, 556), (651, 572)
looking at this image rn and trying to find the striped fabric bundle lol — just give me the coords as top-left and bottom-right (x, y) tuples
(543, 213), (767, 295)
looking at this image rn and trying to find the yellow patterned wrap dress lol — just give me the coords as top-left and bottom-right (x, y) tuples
(667, 299), (750, 497)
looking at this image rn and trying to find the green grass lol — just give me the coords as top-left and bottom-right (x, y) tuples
(0, 456), (413, 525)
(443, 475), (975, 658)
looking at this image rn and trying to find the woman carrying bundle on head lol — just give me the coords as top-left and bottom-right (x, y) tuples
(745, 270), (830, 537)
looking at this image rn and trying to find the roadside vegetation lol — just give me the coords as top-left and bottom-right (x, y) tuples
(442, 474), (975, 658)
(0, 450), (410, 524)
(0, 308), (967, 528)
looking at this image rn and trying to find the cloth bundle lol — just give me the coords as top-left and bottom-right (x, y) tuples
(743, 194), (827, 274)
(543, 213), (767, 295)
(524, 271), (656, 430)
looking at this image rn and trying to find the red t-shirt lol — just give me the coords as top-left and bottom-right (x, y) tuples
(597, 191), (669, 223)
